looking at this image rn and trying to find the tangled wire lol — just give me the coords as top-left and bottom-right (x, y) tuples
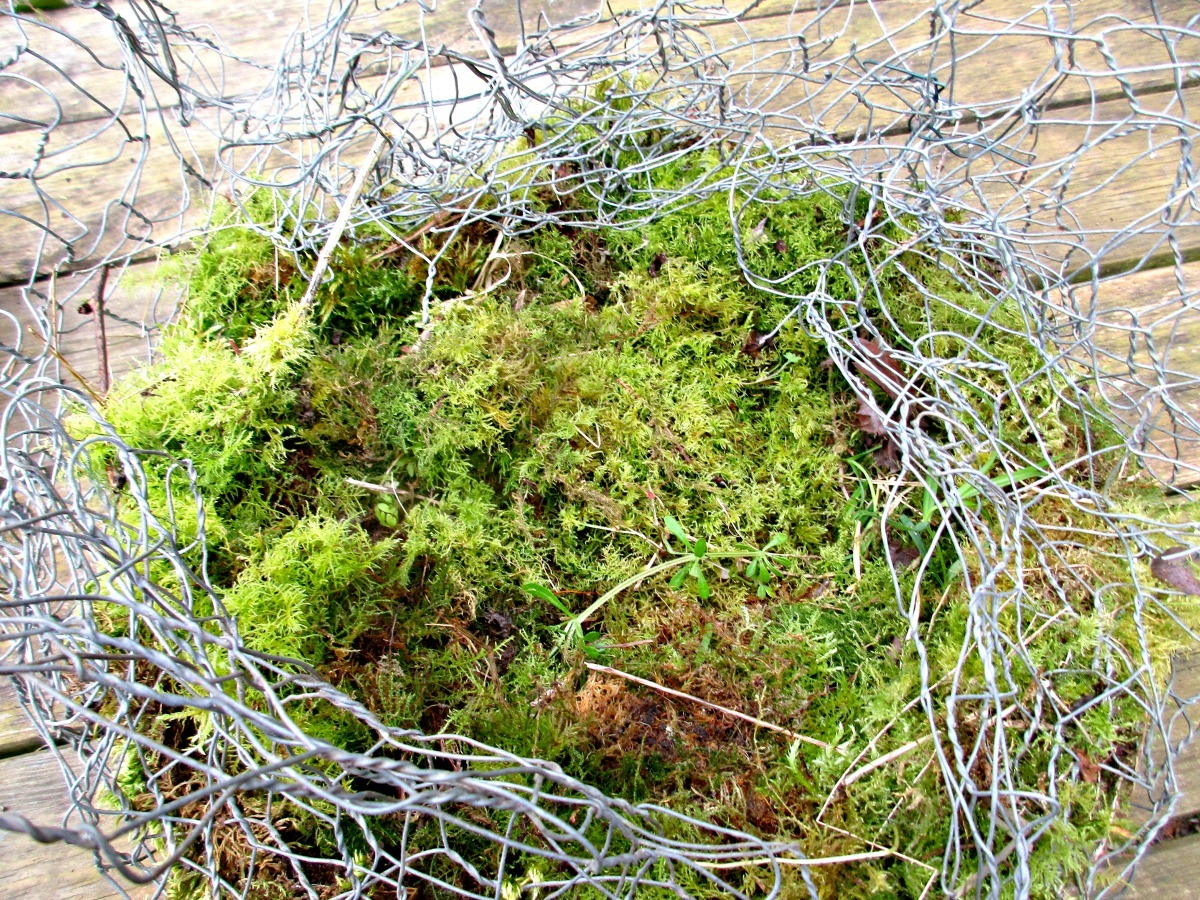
(2, 0), (1200, 897)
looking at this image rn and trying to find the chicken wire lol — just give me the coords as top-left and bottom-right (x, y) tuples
(1, 0), (1199, 897)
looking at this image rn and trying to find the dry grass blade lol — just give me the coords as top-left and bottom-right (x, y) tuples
(583, 662), (830, 750)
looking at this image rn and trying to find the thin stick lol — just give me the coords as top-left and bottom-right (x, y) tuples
(299, 131), (389, 312)
(344, 477), (439, 505)
(696, 849), (893, 869)
(94, 264), (111, 396)
(841, 733), (934, 787)
(47, 273), (102, 403)
(817, 822), (939, 875)
(584, 662), (829, 750)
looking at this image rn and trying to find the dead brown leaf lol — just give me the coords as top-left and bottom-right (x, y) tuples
(873, 437), (901, 472)
(1075, 751), (1101, 784)
(851, 337), (907, 400)
(888, 544), (921, 570)
(1151, 546), (1200, 596)
(741, 330), (775, 358)
(856, 397), (889, 437)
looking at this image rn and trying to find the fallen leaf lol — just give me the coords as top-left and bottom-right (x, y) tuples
(802, 579), (831, 600)
(106, 464), (128, 492)
(741, 329), (775, 357)
(855, 397), (888, 437)
(874, 437), (901, 472)
(888, 544), (921, 570)
(1074, 751), (1101, 784)
(854, 209), (883, 234)
(852, 336), (907, 400)
(476, 609), (514, 638)
(1150, 546), (1200, 596)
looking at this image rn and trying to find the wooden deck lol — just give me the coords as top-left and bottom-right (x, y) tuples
(2, 0), (1200, 896)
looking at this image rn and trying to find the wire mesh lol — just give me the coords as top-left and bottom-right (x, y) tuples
(2, 0), (1200, 897)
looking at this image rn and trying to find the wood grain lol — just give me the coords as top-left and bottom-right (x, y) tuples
(690, 0), (1198, 141)
(0, 0), (602, 135)
(842, 82), (1200, 282)
(0, 104), (219, 283)
(0, 749), (151, 900)
(1126, 832), (1200, 898)
(0, 262), (172, 388)
(0, 679), (42, 759)
(2, 0), (1196, 282)
(10, 0), (1186, 135)
(1128, 654), (1200, 828)
(1064, 261), (1200, 480)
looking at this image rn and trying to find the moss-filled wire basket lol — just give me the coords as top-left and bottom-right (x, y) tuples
(2, 2), (1200, 898)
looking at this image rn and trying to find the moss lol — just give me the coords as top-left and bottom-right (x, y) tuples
(88, 145), (1200, 898)
(222, 515), (395, 663)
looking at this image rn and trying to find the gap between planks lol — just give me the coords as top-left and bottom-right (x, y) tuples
(0, 747), (153, 899)
(0, 0), (1196, 283)
(0, 678), (42, 758)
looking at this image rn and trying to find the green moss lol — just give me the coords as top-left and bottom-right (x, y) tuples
(222, 515), (395, 663)
(174, 191), (302, 344)
(88, 145), (1200, 897)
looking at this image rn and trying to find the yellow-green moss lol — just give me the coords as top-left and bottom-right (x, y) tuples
(87, 147), (1199, 898)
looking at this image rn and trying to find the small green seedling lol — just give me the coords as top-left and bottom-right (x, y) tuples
(375, 494), (400, 529)
(523, 581), (571, 616)
(664, 515), (711, 599)
(744, 533), (786, 598)
(523, 583), (610, 659)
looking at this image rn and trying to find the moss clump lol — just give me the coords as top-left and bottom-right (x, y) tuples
(89, 147), (1198, 898)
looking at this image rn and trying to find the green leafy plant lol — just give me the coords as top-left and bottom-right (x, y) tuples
(374, 493), (401, 529)
(743, 533), (787, 599)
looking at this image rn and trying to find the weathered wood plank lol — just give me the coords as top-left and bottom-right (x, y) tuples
(941, 83), (1200, 280)
(3, 0), (1196, 282)
(4, 77), (1195, 285)
(0, 261), (172, 389)
(1127, 654), (1200, 830)
(11, 0), (1187, 137)
(0, 0), (602, 282)
(0, 678), (42, 758)
(0, 749), (151, 899)
(0, 0), (601, 135)
(1107, 653), (1200, 898)
(1064, 261), (1200, 481)
(702, 0), (1198, 142)
(0, 106), (220, 283)
(1126, 832), (1200, 898)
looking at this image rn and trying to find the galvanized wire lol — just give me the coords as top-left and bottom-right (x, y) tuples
(2, 0), (1200, 897)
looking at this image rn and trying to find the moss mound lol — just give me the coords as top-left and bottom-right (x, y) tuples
(84, 149), (1199, 898)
